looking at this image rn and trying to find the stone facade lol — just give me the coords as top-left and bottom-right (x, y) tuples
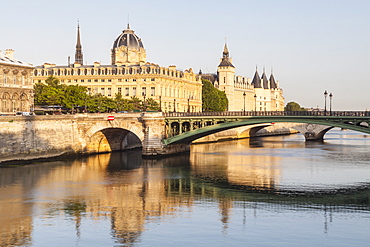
(199, 44), (285, 112)
(0, 49), (34, 115)
(32, 25), (202, 113)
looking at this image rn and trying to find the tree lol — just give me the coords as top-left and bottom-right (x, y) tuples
(284, 101), (306, 111)
(202, 79), (228, 111)
(34, 76), (64, 106)
(145, 98), (160, 111)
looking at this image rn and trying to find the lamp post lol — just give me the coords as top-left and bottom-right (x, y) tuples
(329, 93), (333, 115)
(159, 95), (162, 112)
(243, 92), (246, 115)
(173, 99), (176, 112)
(187, 98), (190, 113)
(324, 90), (328, 115)
(143, 93), (146, 112)
(254, 94), (257, 113)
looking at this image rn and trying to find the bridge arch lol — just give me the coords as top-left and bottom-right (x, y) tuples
(84, 122), (144, 154)
(163, 116), (370, 145)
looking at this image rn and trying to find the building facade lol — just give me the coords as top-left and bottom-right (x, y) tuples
(0, 49), (34, 114)
(33, 25), (203, 113)
(200, 44), (284, 112)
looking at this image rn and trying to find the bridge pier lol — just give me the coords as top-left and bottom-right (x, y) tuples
(141, 113), (190, 156)
(292, 124), (333, 141)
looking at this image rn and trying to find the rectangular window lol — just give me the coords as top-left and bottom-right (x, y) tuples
(108, 79), (112, 82)
(118, 79), (122, 82)
(133, 79), (137, 82)
(74, 79), (77, 82)
(101, 88), (105, 95)
(107, 88), (112, 96)
(88, 79), (91, 82)
(4, 76), (7, 84)
(125, 79), (129, 82)
(142, 87), (146, 96)
(81, 79), (84, 82)
(87, 88), (91, 94)
(151, 87), (155, 96)
(101, 79), (105, 82)
(118, 87), (122, 95)
(125, 87), (129, 96)
(151, 78), (155, 81)
(133, 87), (136, 96)
(94, 79), (98, 82)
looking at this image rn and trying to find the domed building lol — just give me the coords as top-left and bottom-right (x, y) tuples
(111, 24), (146, 66)
(33, 24), (202, 112)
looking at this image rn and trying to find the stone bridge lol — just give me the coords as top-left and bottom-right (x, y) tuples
(1, 111), (370, 163)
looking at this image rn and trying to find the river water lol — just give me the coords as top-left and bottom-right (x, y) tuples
(0, 129), (369, 247)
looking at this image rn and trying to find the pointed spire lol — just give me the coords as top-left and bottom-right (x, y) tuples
(261, 69), (269, 89)
(269, 67), (277, 89)
(218, 41), (234, 67)
(251, 68), (262, 88)
(75, 21), (83, 64)
(223, 43), (229, 57)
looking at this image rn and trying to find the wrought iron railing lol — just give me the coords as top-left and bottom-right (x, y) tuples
(164, 111), (370, 117)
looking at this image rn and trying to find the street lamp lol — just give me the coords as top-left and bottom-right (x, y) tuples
(142, 93), (146, 112)
(254, 94), (257, 112)
(159, 95), (162, 112)
(243, 92), (246, 114)
(324, 90), (328, 115)
(187, 98), (190, 113)
(329, 93), (333, 115)
(173, 99), (176, 112)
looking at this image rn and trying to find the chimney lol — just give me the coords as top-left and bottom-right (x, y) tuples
(5, 49), (14, 59)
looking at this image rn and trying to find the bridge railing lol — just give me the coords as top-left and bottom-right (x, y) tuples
(164, 111), (370, 117)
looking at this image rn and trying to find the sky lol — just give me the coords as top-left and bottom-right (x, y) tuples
(1, 0), (370, 110)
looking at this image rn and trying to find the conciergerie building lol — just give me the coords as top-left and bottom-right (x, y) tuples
(199, 44), (284, 112)
(33, 24), (203, 112)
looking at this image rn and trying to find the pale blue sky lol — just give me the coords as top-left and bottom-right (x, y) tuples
(2, 0), (370, 110)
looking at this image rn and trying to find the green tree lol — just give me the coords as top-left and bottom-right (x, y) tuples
(284, 101), (306, 111)
(34, 76), (64, 106)
(62, 84), (88, 109)
(202, 79), (228, 111)
(145, 98), (160, 111)
(129, 96), (142, 111)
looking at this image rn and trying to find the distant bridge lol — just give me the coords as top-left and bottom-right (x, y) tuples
(163, 111), (370, 145)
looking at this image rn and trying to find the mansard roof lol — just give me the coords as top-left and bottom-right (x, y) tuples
(0, 50), (33, 68)
(251, 70), (262, 88)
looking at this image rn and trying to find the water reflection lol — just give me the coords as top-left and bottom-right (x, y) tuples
(0, 130), (369, 246)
